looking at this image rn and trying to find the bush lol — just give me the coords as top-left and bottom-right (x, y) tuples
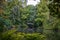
(24, 33), (46, 40)
(10, 33), (46, 40)
(1, 31), (46, 40)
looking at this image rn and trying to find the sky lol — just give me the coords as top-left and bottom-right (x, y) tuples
(27, 0), (40, 6)
(5, 0), (40, 6)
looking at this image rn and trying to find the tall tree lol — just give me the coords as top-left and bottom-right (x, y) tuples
(48, 0), (60, 40)
(36, 0), (49, 33)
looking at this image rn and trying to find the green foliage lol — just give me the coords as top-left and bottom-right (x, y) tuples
(2, 29), (17, 40)
(0, 29), (46, 40)
(0, 0), (60, 40)
(10, 33), (46, 40)
(48, 0), (60, 18)
(24, 33), (46, 40)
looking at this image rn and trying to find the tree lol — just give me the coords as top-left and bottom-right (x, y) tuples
(36, 0), (49, 33)
(48, 0), (60, 40)
(48, 0), (60, 18)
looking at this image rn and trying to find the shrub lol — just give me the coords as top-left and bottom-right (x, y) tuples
(1, 29), (46, 40)
(11, 33), (46, 40)
(24, 33), (46, 40)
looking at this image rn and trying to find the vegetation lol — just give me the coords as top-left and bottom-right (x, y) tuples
(1, 30), (46, 40)
(0, 0), (60, 40)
